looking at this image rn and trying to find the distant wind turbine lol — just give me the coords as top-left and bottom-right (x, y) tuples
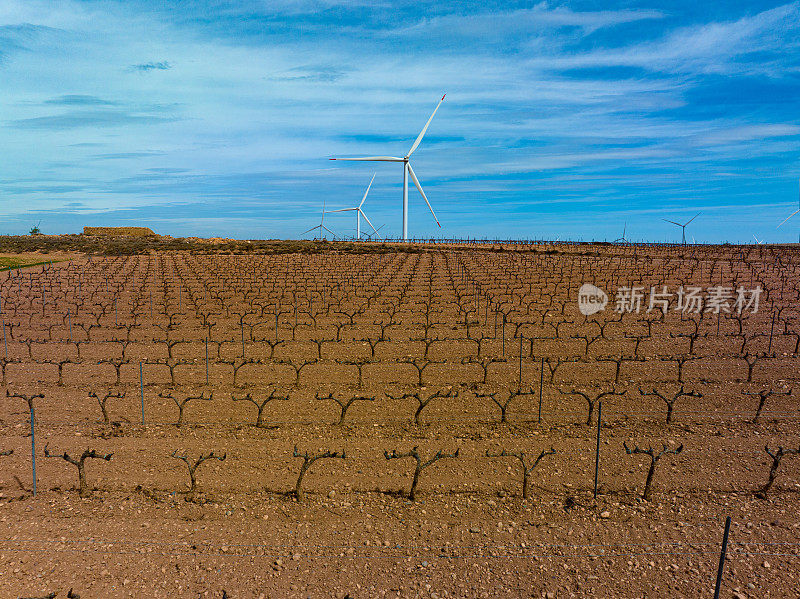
(777, 178), (800, 228)
(365, 224), (386, 241)
(663, 212), (700, 245)
(330, 94), (446, 241)
(753, 234), (765, 245)
(301, 196), (336, 239)
(324, 174), (378, 240)
(613, 223), (628, 243)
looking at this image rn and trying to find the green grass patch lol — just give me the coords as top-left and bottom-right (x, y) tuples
(0, 257), (64, 271)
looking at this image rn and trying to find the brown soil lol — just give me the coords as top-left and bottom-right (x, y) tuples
(0, 242), (798, 598)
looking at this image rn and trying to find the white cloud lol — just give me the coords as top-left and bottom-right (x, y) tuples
(388, 3), (664, 38)
(527, 3), (800, 75)
(0, 1), (798, 241)
(694, 124), (800, 146)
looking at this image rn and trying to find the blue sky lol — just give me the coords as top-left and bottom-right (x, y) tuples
(1, 1), (799, 243)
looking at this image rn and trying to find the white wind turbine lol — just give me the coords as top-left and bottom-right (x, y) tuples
(301, 196), (337, 239)
(777, 178), (800, 229)
(330, 94), (445, 241)
(663, 212), (700, 245)
(365, 224), (386, 241)
(613, 223), (628, 243)
(324, 174), (378, 240)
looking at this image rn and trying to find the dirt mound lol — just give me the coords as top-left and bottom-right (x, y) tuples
(83, 226), (157, 237)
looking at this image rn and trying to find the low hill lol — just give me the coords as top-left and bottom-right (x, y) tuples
(83, 226), (157, 237)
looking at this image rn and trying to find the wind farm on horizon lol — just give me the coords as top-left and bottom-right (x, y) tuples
(304, 95), (445, 243)
(300, 93), (799, 246)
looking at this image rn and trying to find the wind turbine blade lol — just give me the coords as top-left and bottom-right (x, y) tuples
(301, 225), (319, 235)
(325, 208), (358, 213)
(330, 156), (403, 162)
(406, 163), (441, 227)
(359, 209), (378, 234)
(753, 234), (759, 243)
(777, 209), (800, 228)
(359, 173), (376, 209)
(370, 224), (386, 240)
(663, 219), (682, 227)
(406, 94), (446, 158)
(684, 212), (701, 226)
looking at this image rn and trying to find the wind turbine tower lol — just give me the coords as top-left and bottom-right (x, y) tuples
(330, 95), (446, 241)
(324, 174), (378, 240)
(663, 212), (701, 245)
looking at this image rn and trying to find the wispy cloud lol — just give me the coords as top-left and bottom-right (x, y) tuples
(529, 3), (800, 76)
(389, 4), (665, 40)
(694, 124), (800, 147)
(92, 151), (166, 159)
(268, 64), (349, 82)
(9, 110), (179, 130)
(130, 60), (171, 72)
(1, 1), (799, 242)
(0, 22), (61, 63)
(44, 94), (118, 106)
